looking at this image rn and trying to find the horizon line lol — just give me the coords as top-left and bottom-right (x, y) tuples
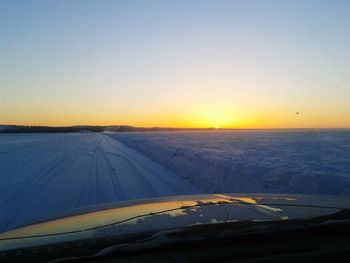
(1, 124), (350, 130)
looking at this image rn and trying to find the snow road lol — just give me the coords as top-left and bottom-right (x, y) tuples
(0, 133), (199, 232)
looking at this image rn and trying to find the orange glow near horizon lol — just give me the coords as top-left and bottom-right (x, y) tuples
(1, 1), (350, 129)
(1, 104), (349, 129)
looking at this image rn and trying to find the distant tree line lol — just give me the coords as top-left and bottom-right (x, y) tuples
(0, 125), (219, 133)
(0, 126), (103, 133)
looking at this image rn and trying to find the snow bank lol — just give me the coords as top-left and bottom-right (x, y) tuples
(107, 130), (350, 196)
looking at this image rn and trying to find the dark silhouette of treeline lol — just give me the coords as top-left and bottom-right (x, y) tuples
(0, 125), (218, 133)
(0, 125), (104, 133)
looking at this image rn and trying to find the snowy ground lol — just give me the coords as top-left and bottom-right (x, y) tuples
(0, 133), (199, 232)
(108, 130), (350, 196)
(1, 130), (350, 233)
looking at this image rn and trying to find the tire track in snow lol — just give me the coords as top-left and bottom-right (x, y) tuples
(101, 151), (126, 201)
(1, 133), (199, 232)
(100, 135), (159, 196)
(104, 151), (158, 197)
(74, 136), (102, 206)
(2, 147), (83, 231)
(103, 135), (195, 194)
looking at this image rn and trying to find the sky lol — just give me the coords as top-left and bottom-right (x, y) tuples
(0, 0), (349, 128)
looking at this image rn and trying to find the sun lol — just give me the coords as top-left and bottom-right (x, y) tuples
(183, 106), (238, 128)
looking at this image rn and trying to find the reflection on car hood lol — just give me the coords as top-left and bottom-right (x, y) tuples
(1, 194), (350, 251)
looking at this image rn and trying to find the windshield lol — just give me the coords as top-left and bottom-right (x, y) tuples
(1, 0), (350, 241)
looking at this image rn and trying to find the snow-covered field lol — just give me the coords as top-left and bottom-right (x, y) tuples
(108, 130), (350, 196)
(1, 130), (350, 233)
(0, 133), (198, 232)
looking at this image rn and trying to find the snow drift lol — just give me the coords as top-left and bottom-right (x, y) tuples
(108, 130), (350, 196)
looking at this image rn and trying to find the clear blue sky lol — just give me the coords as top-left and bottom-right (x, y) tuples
(1, 0), (349, 127)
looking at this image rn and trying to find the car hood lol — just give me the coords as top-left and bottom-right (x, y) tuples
(1, 193), (350, 252)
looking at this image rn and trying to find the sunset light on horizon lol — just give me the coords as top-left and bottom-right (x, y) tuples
(1, 0), (349, 128)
